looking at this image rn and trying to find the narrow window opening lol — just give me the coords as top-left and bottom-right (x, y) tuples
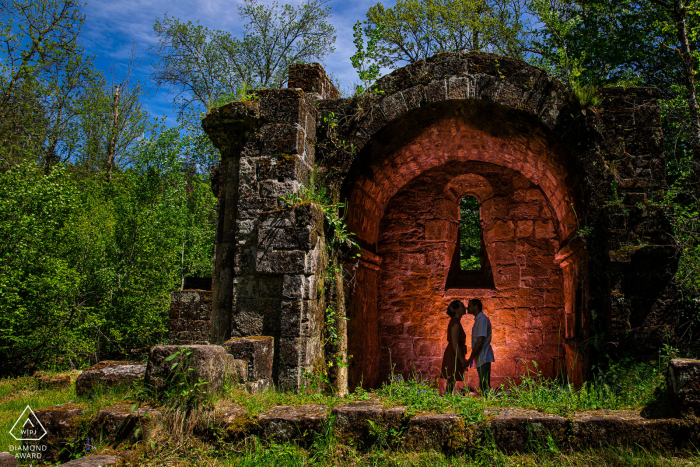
(459, 195), (482, 271)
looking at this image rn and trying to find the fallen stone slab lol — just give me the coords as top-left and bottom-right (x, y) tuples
(483, 407), (568, 453)
(56, 455), (118, 466)
(223, 336), (274, 391)
(29, 403), (85, 463)
(90, 404), (160, 444)
(570, 409), (697, 451)
(257, 405), (328, 445)
(75, 361), (147, 396)
(33, 372), (73, 390)
(145, 345), (243, 395)
(404, 412), (473, 452)
(0, 452), (17, 467)
(667, 358), (700, 417)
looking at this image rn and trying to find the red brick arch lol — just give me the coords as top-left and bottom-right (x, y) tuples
(344, 106), (580, 391)
(347, 116), (576, 250)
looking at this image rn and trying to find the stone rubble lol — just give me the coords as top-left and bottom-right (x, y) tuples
(75, 361), (146, 396)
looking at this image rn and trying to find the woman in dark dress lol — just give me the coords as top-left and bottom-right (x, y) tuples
(440, 300), (468, 395)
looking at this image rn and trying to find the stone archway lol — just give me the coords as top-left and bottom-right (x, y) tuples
(343, 105), (579, 390)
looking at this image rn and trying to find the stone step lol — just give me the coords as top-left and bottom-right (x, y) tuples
(56, 455), (118, 466)
(30, 401), (700, 456)
(249, 404), (700, 453)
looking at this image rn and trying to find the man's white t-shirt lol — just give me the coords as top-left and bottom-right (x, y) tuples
(471, 312), (495, 368)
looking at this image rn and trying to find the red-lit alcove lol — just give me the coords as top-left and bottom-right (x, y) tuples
(344, 106), (583, 391)
(376, 162), (563, 389)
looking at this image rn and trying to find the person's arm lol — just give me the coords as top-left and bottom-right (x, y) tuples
(467, 336), (485, 368)
(451, 325), (467, 365)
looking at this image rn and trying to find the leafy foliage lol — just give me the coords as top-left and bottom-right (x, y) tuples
(350, 20), (386, 95)
(459, 195), (481, 270)
(364, 0), (528, 68)
(0, 129), (216, 373)
(151, 0), (336, 118)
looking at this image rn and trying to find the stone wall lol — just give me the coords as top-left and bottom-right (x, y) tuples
(200, 63), (338, 388)
(169, 290), (212, 345)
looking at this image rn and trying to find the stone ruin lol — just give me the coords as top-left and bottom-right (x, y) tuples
(169, 52), (681, 394)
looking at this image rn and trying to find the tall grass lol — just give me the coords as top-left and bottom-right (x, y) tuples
(493, 358), (667, 416)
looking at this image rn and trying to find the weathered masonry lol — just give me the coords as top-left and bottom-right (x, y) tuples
(173, 52), (679, 394)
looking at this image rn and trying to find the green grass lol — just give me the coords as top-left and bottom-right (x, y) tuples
(112, 433), (700, 466)
(0, 374), (78, 454)
(0, 371), (135, 461)
(0, 357), (685, 465)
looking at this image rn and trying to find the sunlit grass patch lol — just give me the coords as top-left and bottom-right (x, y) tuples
(0, 371), (135, 455)
(490, 358), (669, 417)
(221, 386), (343, 416)
(0, 373), (77, 453)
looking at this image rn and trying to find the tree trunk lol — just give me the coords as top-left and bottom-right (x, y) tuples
(107, 84), (121, 182)
(673, 0), (700, 160)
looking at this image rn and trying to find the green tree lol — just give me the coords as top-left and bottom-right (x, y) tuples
(96, 127), (216, 354)
(0, 162), (89, 372)
(459, 196), (481, 270)
(0, 0), (97, 169)
(151, 0), (336, 119)
(350, 20), (386, 94)
(73, 55), (153, 180)
(364, 0), (528, 68)
(528, 0), (700, 150)
(0, 128), (217, 372)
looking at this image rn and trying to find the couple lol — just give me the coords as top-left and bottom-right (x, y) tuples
(440, 299), (494, 395)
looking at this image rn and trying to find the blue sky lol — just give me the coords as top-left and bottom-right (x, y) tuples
(80, 0), (391, 125)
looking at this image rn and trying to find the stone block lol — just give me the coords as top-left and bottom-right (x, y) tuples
(89, 403), (160, 443)
(56, 456), (119, 466)
(0, 453), (17, 467)
(667, 358), (700, 417)
(258, 89), (307, 125)
(209, 401), (255, 440)
(282, 274), (308, 299)
(257, 405), (328, 445)
(424, 219), (453, 241)
(258, 226), (316, 250)
(332, 400), (383, 447)
(404, 413), (472, 452)
(223, 336), (274, 383)
(256, 250), (306, 274)
(75, 361), (147, 396)
(145, 345), (241, 395)
(288, 62), (341, 100)
(29, 403), (84, 463)
(569, 410), (696, 450)
(260, 179), (301, 198)
(484, 407), (567, 453)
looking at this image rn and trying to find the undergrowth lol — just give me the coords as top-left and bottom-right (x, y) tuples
(100, 432), (700, 466)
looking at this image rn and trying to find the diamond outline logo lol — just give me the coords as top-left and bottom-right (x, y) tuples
(10, 405), (47, 441)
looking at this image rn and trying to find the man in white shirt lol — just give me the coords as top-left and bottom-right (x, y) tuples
(465, 298), (495, 396)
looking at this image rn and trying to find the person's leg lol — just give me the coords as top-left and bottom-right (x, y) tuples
(477, 362), (491, 396)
